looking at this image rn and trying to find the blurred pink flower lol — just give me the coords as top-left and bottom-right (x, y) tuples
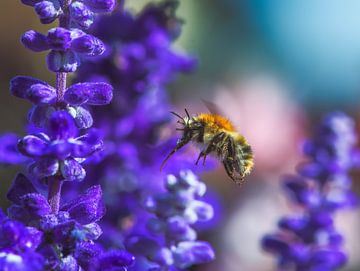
(213, 75), (305, 175)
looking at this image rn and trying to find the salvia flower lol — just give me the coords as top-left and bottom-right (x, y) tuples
(5, 173), (134, 270)
(74, 0), (200, 245)
(0, 209), (44, 271)
(0, 0), (136, 269)
(11, 0), (116, 185)
(125, 170), (215, 270)
(22, 0), (115, 26)
(22, 27), (105, 72)
(262, 112), (359, 271)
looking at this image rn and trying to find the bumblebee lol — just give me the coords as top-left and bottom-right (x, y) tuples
(160, 109), (254, 185)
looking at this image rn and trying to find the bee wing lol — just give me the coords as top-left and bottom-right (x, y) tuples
(201, 99), (225, 116)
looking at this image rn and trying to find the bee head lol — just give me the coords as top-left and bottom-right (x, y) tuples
(171, 109), (197, 137)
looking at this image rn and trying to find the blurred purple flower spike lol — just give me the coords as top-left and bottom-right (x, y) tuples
(74, 0), (206, 250)
(262, 112), (359, 271)
(126, 171), (215, 270)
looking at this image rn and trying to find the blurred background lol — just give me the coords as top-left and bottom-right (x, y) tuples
(1, 0), (360, 270)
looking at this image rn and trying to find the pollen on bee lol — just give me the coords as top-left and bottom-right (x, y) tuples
(197, 113), (236, 132)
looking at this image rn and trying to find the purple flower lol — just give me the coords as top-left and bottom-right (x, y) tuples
(0, 133), (27, 164)
(16, 111), (103, 181)
(25, 0), (115, 30)
(262, 112), (359, 271)
(4, 0), (214, 270)
(22, 24), (108, 72)
(73, 1), (200, 245)
(0, 209), (45, 271)
(126, 171), (215, 270)
(5, 172), (133, 270)
(0, 0), (136, 269)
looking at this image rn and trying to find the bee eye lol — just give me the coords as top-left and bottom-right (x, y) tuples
(193, 122), (202, 128)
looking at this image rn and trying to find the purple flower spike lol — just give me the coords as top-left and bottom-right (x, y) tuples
(262, 112), (359, 271)
(127, 171), (214, 269)
(61, 185), (106, 224)
(6, 0), (125, 269)
(21, 30), (50, 52)
(9, 0), (200, 269)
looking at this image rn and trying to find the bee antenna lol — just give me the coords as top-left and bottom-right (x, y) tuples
(170, 111), (183, 120)
(184, 108), (190, 119)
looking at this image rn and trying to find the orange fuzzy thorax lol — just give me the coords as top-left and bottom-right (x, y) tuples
(196, 113), (236, 132)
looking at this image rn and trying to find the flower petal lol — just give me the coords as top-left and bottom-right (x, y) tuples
(0, 133), (27, 165)
(83, 0), (116, 13)
(47, 27), (72, 51)
(71, 34), (105, 56)
(18, 134), (49, 157)
(34, 0), (61, 24)
(7, 173), (37, 205)
(173, 241), (215, 268)
(47, 111), (78, 140)
(73, 106), (93, 129)
(47, 50), (80, 73)
(10, 76), (48, 99)
(26, 83), (56, 105)
(61, 185), (106, 224)
(69, 2), (94, 29)
(21, 30), (50, 52)
(64, 83), (92, 105)
(20, 193), (52, 218)
(61, 158), (86, 182)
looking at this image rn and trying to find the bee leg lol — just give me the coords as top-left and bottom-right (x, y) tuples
(200, 133), (226, 166)
(223, 160), (234, 179)
(195, 152), (205, 165)
(160, 137), (190, 170)
(202, 154), (207, 166)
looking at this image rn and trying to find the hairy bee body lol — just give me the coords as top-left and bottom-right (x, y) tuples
(161, 111), (254, 185)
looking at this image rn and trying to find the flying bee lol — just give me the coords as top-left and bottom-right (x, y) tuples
(160, 109), (254, 185)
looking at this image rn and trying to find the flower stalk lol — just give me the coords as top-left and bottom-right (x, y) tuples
(47, 176), (63, 214)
